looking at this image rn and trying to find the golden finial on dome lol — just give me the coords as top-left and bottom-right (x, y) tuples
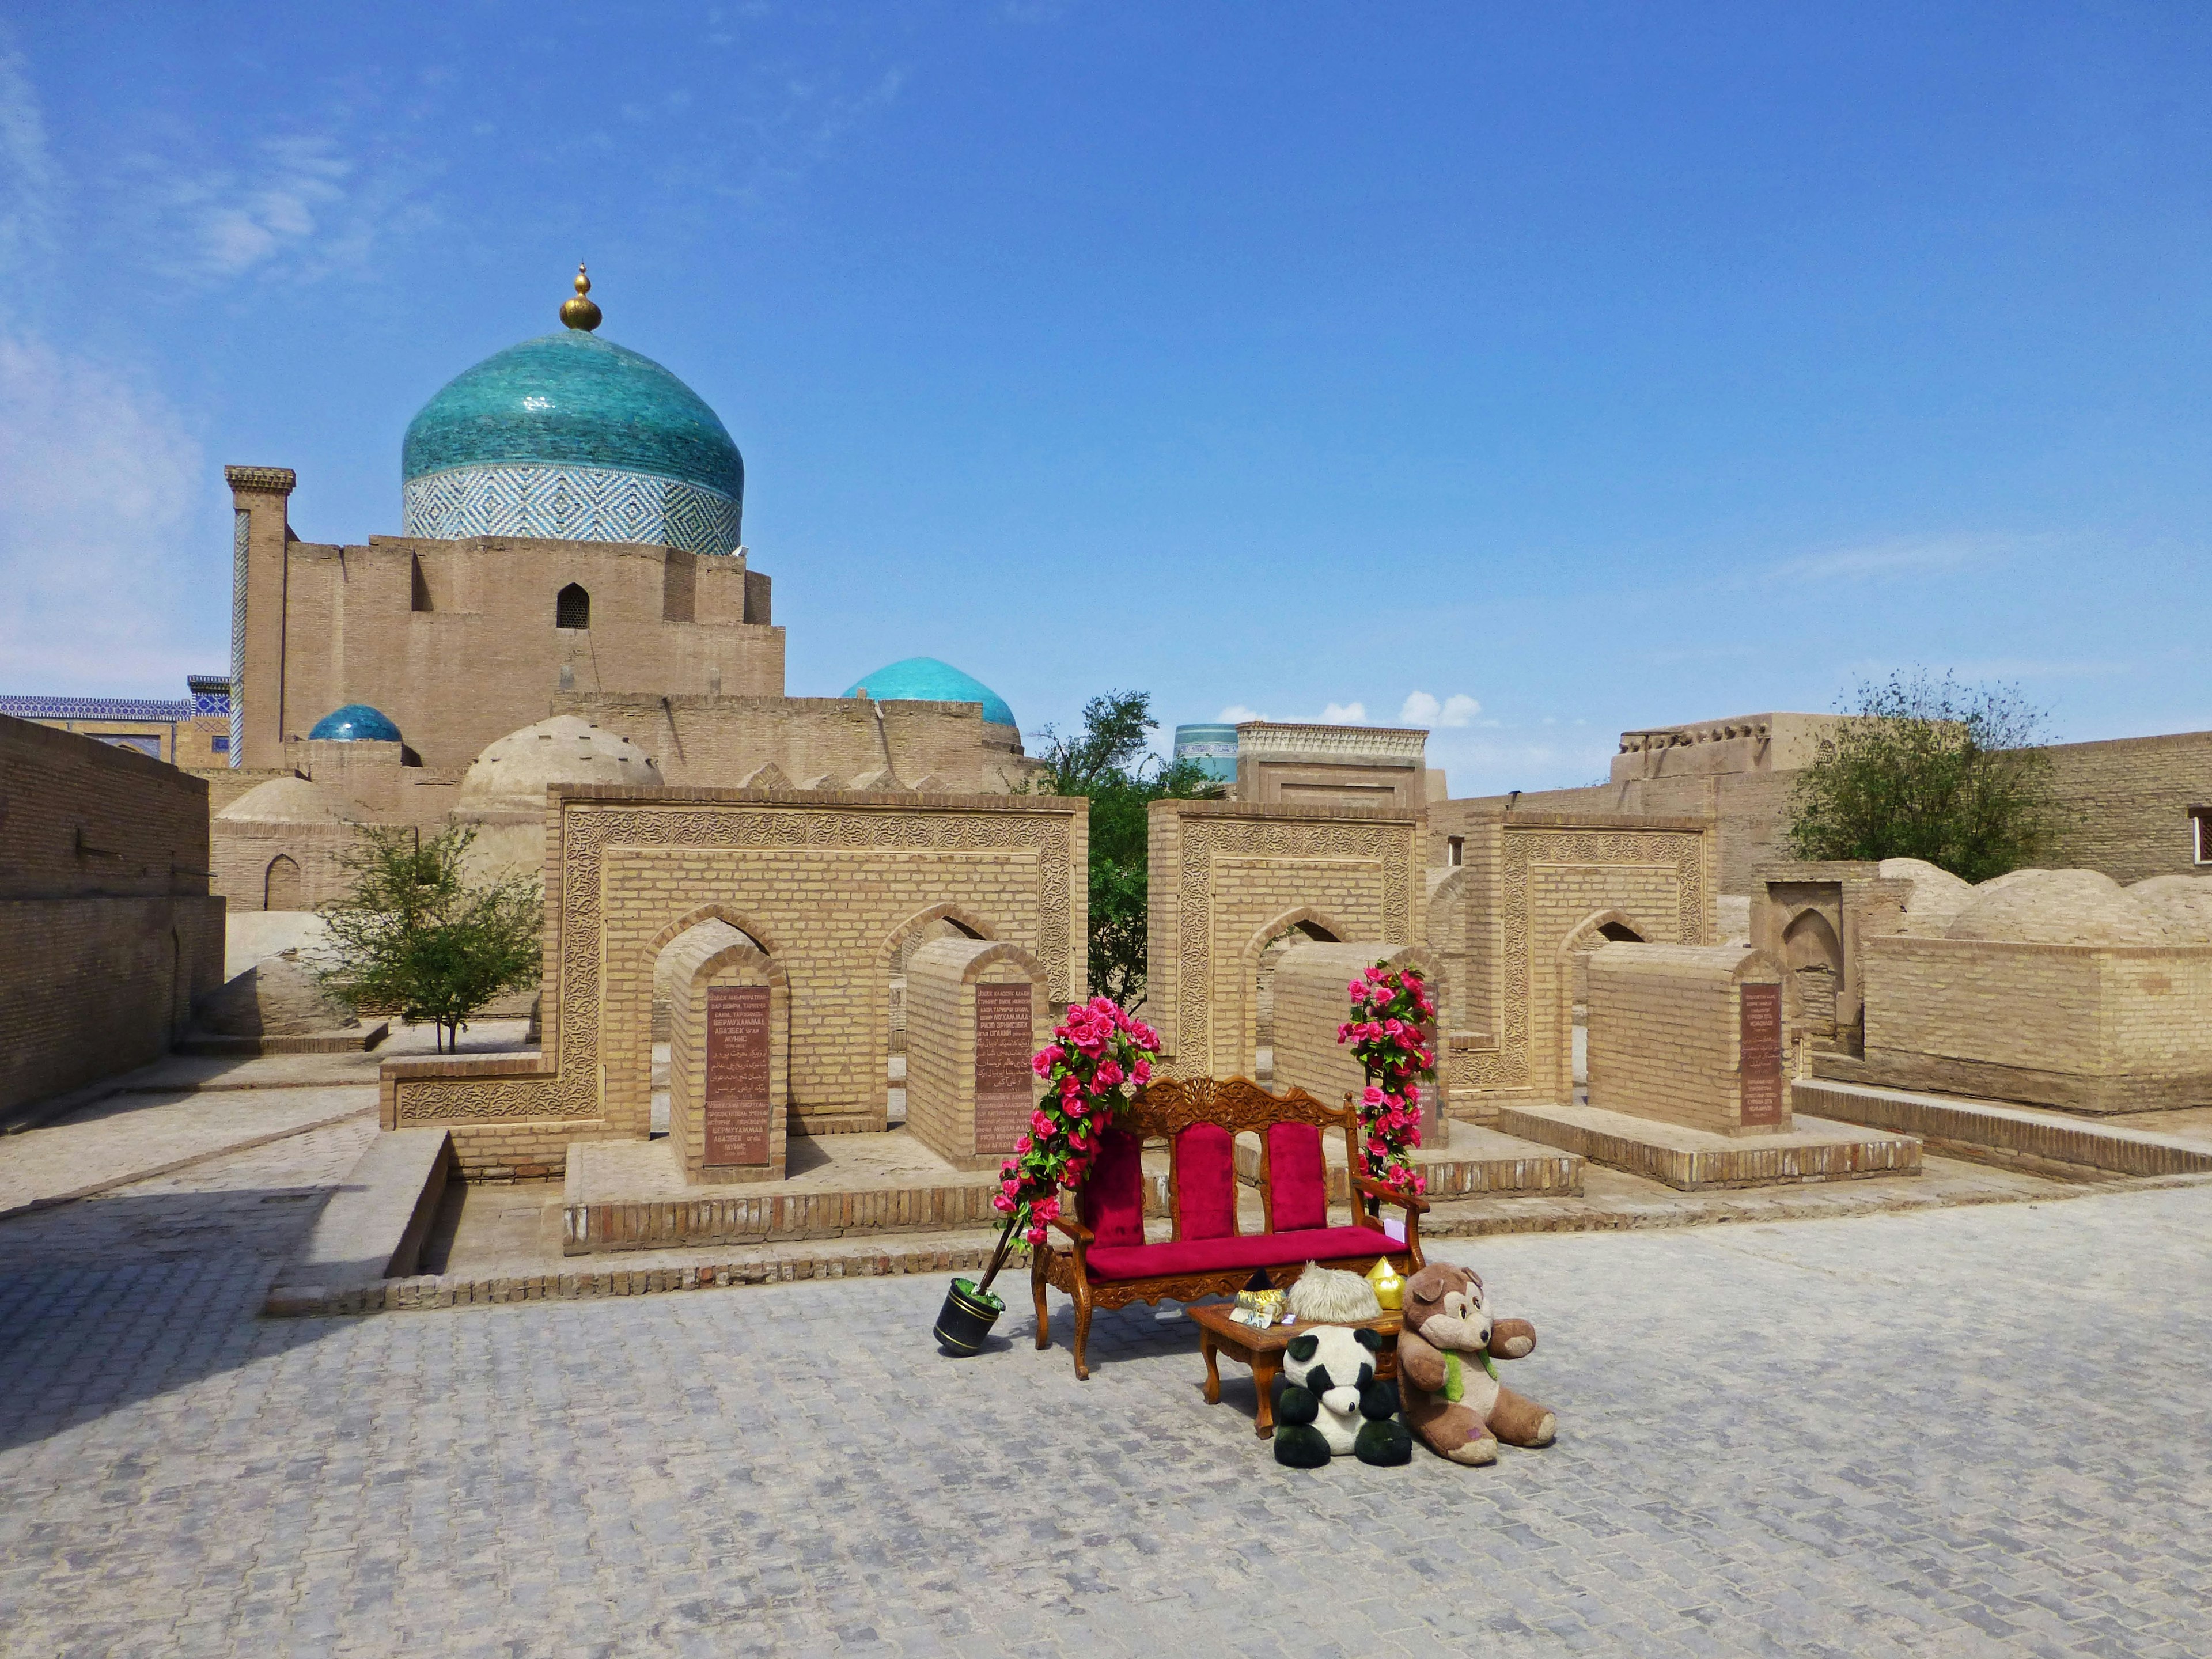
(560, 263), (602, 332)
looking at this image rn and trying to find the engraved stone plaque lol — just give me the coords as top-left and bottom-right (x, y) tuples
(704, 984), (772, 1165)
(1738, 982), (1784, 1127)
(973, 982), (1036, 1156)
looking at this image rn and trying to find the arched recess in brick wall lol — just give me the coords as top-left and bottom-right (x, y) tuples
(1782, 907), (1844, 1044)
(877, 904), (996, 1114)
(1554, 908), (1653, 1098)
(555, 582), (590, 630)
(646, 917), (768, 1129)
(264, 854), (302, 911)
(1238, 906), (1348, 1083)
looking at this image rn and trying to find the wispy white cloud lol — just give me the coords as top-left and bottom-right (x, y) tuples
(0, 335), (209, 692)
(1321, 701), (1368, 724)
(0, 38), (59, 274)
(1400, 691), (1482, 728)
(1766, 533), (2019, 585)
(1218, 703), (1264, 722)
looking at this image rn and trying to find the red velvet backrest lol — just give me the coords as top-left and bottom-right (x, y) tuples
(1174, 1122), (1238, 1241)
(1080, 1125), (1146, 1247)
(1266, 1122), (1329, 1233)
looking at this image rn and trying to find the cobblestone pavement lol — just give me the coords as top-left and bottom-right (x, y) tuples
(1, 1126), (2208, 1658)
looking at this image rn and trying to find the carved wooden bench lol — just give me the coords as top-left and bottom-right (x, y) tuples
(1032, 1076), (1427, 1379)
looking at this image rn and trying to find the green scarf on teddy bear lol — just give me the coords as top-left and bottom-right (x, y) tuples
(1440, 1350), (1501, 1403)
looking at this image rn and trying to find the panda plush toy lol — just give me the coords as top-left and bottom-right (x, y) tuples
(1273, 1325), (1412, 1468)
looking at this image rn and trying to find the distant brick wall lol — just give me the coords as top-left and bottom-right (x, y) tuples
(2039, 731), (2212, 883)
(0, 714), (226, 1115)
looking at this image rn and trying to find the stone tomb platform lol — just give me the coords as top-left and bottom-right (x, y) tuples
(1499, 1101), (1920, 1191)
(1230, 1118), (1583, 1201)
(563, 1131), (1007, 1255)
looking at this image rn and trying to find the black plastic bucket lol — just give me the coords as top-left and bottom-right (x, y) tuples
(934, 1277), (1004, 1355)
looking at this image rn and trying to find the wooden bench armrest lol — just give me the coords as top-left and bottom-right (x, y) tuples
(1050, 1215), (1095, 1245)
(1350, 1174), (1430, 1215)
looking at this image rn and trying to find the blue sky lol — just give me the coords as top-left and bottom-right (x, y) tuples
(3, 3), (2209, 793)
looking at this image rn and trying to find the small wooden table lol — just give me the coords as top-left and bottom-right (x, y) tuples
(1184, 1304), (1402, 1438)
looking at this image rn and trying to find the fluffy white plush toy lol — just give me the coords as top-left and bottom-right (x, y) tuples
(1274, 1324), (1412, 1468)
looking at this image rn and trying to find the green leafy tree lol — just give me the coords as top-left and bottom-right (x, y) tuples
(316, 824), (544, 1053)
(1786, 670), (2058, 883)
(1028, 691), (1224, 1008)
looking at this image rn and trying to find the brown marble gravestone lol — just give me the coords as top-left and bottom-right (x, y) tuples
(704, 985), (774, 1165)
(1737, 982), (1785, 1127)
(904, 937), (1048, 1172)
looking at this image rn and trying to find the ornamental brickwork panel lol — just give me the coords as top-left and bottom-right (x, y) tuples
(1146, 800), (1424, 1080)
(386, 787), (1085, 1156)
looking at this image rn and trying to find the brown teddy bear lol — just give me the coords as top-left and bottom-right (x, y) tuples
(1395, 1261), (1556, 1466)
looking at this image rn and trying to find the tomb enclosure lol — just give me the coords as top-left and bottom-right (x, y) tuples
(665, 923), (788, 1183)
(1585, 944), (1789, 1135)
(380, 783), (1085, 1180)
(1269, 941), (1449, 1143)
(1426, 809), (1718, 1116)
(1145, 798), (1427, 1084)
(903, 938), (1048, 1171)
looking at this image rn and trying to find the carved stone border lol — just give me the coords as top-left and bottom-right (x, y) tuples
(395, 793), (1078, 1124)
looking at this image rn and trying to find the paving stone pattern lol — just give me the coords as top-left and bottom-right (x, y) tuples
(1, 1123), (2207, 1658)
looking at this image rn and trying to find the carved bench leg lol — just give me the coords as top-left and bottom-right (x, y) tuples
(1032, 1256), (1051, 1351)
(1073, 1282), (1094, 1381)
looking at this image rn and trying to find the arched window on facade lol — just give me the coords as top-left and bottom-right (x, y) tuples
(264, 854), (302, 911)
(556, 583), (590, 630)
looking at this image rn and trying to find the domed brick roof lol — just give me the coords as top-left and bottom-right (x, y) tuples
(215, 776), (359, 824)
(457, 715), (664, 813)
(1942, 868), (2191, 947)
(843, 657), (1016, 730)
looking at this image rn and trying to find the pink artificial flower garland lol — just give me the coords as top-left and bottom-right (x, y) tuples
(996, 995), (1162, 1247)
(1335, 963), (1438, 1196)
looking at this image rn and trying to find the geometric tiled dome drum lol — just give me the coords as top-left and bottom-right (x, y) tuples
(402, 325), (744, 557)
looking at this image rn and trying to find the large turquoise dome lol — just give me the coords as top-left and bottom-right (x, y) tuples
(844, 658), (1017, 730)
(401, 321), (744, 556)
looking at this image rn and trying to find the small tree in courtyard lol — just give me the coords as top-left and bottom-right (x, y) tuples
(317, 825), (543, 1053)
(1027, 691), (1224, 1009)
(1786, 669), (2058, 884)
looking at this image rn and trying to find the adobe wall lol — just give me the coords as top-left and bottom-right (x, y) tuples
(1832, 935), (2212, 1113)
(264, 532), (783, 770)
(552, 693), (1041, 793)
(380, 786), (1085, 1179)
(0, 714), (226, 1115)
(1145, 799), (1426, 1081)
(2039, 730), (2212, 883)
(1441, 810), (1717, 1112)
(1433, 771), (1791, 896)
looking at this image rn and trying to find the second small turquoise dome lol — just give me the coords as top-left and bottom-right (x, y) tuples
(844, 658), (1016, 729)
(309, 704), (403, 743)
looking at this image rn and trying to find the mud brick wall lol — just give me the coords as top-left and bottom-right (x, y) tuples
(1851, 935), (2212, 1112)
(0, 714), (225, 1115)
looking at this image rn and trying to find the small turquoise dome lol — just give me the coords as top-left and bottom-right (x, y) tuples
(844, 658), (1016, 729)
(309, 704), (402, 743)
(403, 331), (744, 501)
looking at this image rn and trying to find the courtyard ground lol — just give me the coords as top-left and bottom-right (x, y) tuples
(1, 1118), (2207, 1657)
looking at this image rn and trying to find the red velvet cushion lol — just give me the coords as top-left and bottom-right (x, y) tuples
(1175, 1123), (1238, 1240)
(1267, 1122), (1328, 1232)
(1085, 1225), (1393, 1282)
(1080, 1126), (1146, 1247)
